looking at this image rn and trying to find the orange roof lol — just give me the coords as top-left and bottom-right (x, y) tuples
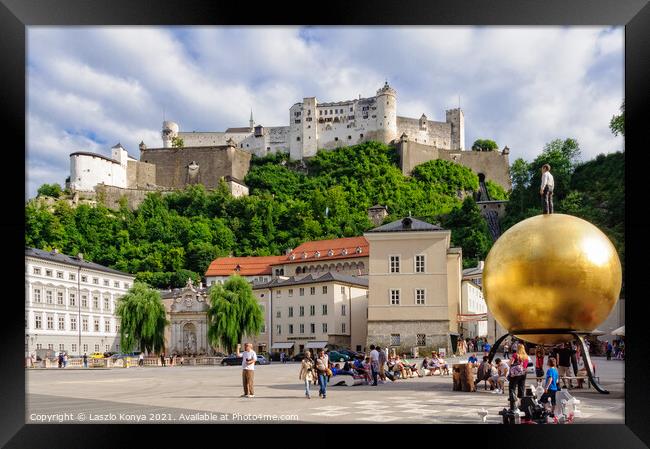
(205, 256), (286, 277)
(283, 236), (369, 264)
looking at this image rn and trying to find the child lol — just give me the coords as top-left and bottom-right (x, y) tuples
(541, 357), (560, 416)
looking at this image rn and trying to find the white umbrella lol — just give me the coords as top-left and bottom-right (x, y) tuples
(611, 325), (625, 336)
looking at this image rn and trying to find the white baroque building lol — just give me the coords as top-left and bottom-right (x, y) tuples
(164, 82), (465, 160)
(69, 143), (133, 192)
(461, 261), (488, 338)
(25, 248), (135, 356)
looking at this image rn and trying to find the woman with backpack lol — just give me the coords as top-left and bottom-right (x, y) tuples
(298, 350), (316, 399)
(508, 345), (529, 411)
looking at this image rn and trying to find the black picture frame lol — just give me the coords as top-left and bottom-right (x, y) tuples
(3, 0), (648, 447)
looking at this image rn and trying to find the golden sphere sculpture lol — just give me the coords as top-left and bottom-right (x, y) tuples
(483, 214), (622, 345)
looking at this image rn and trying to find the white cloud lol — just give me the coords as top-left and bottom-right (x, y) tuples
(26, 26), (623, 198)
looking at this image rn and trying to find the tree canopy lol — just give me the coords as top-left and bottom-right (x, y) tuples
(206, 275), (264, 353)
(37, 183), (62, 198)
(471, 139), (499, 152)
(610, 101), (624, 137)
(115, 282), (168, 354)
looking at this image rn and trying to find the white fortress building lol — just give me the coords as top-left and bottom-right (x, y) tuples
(163, 82), (465, 160)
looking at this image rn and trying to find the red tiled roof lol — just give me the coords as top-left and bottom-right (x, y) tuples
(282, 236), (369, 264)
(205, 256), (286, 277)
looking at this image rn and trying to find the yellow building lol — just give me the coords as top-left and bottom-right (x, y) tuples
(364, 217), (462, 352)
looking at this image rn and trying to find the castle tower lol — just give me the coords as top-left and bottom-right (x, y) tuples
(375, 81), (398, 144)
(249, 109), (254, 130)
(161, 121), (179, 148)
(111, 143), (128, 167)
(445, 108), (465, 151)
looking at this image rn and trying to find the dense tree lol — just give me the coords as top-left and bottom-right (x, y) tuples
(442, 197), (492, 268)
(37, 183), (63, 198)
(206, 275), (264, 353)
(116, 283), (168, 354)
(471, 139), (499, 152)
(610, 101), (624, 137)
(171, 136), (185, 148)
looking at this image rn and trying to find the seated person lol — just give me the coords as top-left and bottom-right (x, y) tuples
(430, 354), (450, 375)
(401, 355), (422, 378)
(331, 363), (341, 376)
(393, 356), (408, 379)
(421, 357), (431, 376)
(427, 353), (443, 375)
(343, 360), (353, 372)
(488, 357), (508, 394)
(360, 357), (373, 384)
(474, 356), (493, 387)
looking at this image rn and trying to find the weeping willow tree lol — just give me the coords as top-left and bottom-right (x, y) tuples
(116, 282), (168, 354)
(206, 275), (264, 354)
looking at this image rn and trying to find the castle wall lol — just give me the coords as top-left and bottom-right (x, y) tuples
(226, 180), (249, 198)
(70, 154), (127, 192)
(178, 132), (250, 147)
(140, 146), (251, 190)
(398, 140), (511, 191)
(95, 185), (173, 211)
(396, 117), (453, 148)
(126, 160), (156, 188)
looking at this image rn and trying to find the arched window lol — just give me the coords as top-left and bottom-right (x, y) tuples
(296, 267), (302, 275)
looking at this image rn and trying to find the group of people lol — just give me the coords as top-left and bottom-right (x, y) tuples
(605, 340), (624, 360)
(458, 337), (492, 355)
(157, 353), (186, 367)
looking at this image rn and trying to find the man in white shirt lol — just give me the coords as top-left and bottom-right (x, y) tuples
(369, 345), (380, 386)
(239, 342), (258, 398)
(540, 164), (555, 214)
(488, 358), (509, 394)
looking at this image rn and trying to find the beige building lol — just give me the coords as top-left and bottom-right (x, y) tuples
(254, 272), (368, 356)
(364, 217), (462, 352)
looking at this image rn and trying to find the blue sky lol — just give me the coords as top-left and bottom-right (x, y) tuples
(26, 26), (623, 198)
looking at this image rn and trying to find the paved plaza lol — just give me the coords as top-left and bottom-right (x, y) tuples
(26, 357), (624, 424)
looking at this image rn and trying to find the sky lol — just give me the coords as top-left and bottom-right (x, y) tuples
(26, 26), (623, 198)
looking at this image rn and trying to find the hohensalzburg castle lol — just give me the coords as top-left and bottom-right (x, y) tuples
(67, 82), (510, 210)
(162, 81), (465, 159)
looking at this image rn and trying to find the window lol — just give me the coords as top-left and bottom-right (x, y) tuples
(81, 295), (88, 308)
(95, 344), (99, 352)
(288, 289), (293, 297)
(288, 307), (294, 317)
(33, 267), (41, 275)
(69, 273), (76, 281)
(47, 315), (54, 330)
(104, 279), (110, 286)
(342, 323), (346, 333)
(46, 290), (53, 304)
(415, 255), (425, 273)
(276, 289), (282, 297)
(289, 324), (294, 334)
(300, 324), (304, 334)
(81, 276), (87, 282)
(299, 288), (304, 296)
(390, 289), (400, 305)
(34, 289), (41, 303)
(105, 345), (110, 351)
(46, 270), (52, 277)
(93, 278), (99, 285)
(341, 305), (346, 316)
(310, 287), (315, 295)
(261, 324), (266, 333)
(334, 137), (338, 141)
(58, 316), (65, 330)
(36, 344), (42, 350)
(391, 334), (401, 346)
(70, 317), (77, 331)
(310, 305), (315, 316)
(322, 323), (328, 333)
(57, 292), (64, 305)
(82, 318), (88, 332)
(417, 334), (426, 346)
(105, 321), (110, 333)
(124, 283), (130, 289)
(322, 286), (327, 294)
(114, 281), (120, 288)
(348, 135), (352, 140)
(59, 344), (64, 351)
(71, 344), (77, 352)
(341, 286), (345, 294)
(310, 323), (315, 334)
(69, 293), (76, 307)
(360, 134), (364, 138)
(299, 306), (304, 317)
(83, 344), (88, 352)
(296, 137), (301, 142)
(116, 323), (120, 333)
(48, 344), (54, 350)
(35, 315), (42, 329)
(104, 298), (109, 310)
(416, 289), (426, 305)
(322, 304), (328, 315)
(276, 325), (281, 335)
(390, 256), (400, 273)
(93, 296), (99, 309)
(276, 311), (281, 318)
(57, 271), (64, 279)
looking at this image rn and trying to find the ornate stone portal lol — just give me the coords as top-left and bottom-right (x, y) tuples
(162, 279), (213, 355)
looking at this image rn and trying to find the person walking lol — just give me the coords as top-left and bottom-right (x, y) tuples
(298, 350), (316, 399)
(606, 341), (613, 360)
(369, 345), (380, 386)
(240, 342), (257, 398)
(540, 164), (555, 214)
(315, 349), (329, 399)
(160, 353), (166, 367)
(83, 352), (88, 369)
(63, 352), (68, 368)
(503, 341), (510, 360)
(378, 345), (387, 383)
(541, 357), (560, 415)
(556, 343), (575, 389)
(138, 352), (144, 367)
